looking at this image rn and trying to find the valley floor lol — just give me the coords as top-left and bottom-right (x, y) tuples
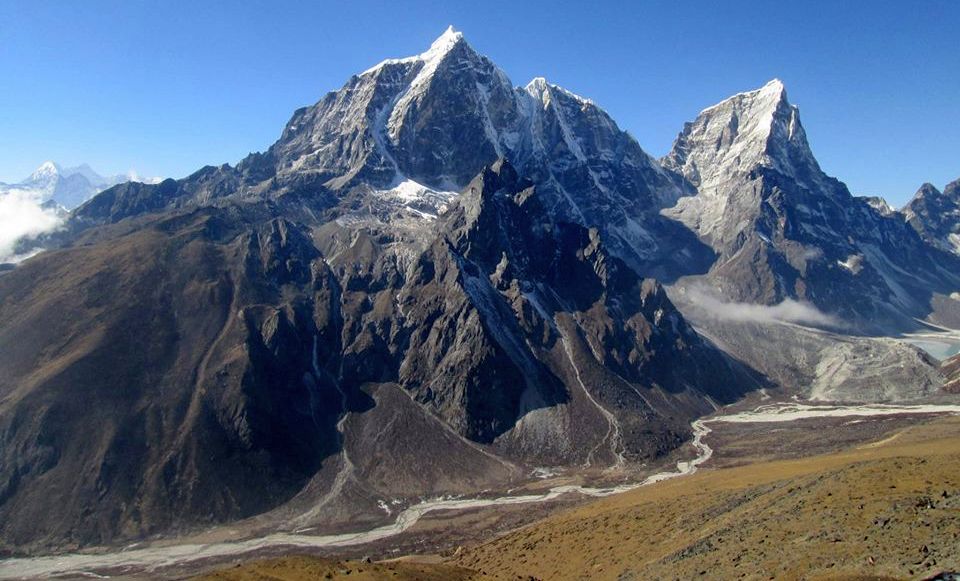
(199, 414), (960, 581)
(453, 414), (960, 580)
(4, 402), (960, 579)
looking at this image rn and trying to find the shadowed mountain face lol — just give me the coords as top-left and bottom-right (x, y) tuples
(0, 208), (343, 548)
(0, 160), (754, 551)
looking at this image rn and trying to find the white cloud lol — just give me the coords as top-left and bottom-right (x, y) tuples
(0, 188), (64, 262)
(685, 284), (841, 328)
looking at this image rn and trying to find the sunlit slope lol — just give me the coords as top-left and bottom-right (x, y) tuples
(455, 417), (960, 580)
(195, 555), (480, 581)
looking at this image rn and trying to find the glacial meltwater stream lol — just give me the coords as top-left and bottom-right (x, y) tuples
(3, 402), (960, 579)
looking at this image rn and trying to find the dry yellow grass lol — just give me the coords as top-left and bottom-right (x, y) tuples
(455, 417), (960, 580)
(194, 554), (480, 581)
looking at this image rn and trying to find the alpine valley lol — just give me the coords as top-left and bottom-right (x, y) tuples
(2, 27), (960, 579)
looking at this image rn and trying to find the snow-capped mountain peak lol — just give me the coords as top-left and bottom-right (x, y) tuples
(29, 161), (62, 184)
(523, 76), (596, 109)
(361, 25), (467, 76)
(664, 78), (812, 192)
(422, 25), (464, 59)
(2, 161), (161, 210)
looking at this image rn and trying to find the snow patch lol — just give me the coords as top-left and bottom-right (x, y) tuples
(837, 253), (864, 274)
(372, 178), (457, 220)
(949, 233), (960, 255)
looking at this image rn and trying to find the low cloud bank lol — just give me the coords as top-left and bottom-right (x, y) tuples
(0, 189), (64, 263)
(685, 284), (841, 328)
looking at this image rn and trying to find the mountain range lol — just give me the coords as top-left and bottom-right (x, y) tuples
(0, 161), (160, 210)
(0, 27), (958, 553)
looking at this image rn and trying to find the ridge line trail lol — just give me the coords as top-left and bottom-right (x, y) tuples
(7, 403), (960, 579)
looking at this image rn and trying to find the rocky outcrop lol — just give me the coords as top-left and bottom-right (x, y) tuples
(904, 179), (960, 256)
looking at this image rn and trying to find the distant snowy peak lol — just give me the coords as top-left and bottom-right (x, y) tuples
(1, 161), (161, 210)
(29, 161), (62, 184)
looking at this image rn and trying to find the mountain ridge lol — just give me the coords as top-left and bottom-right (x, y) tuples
(661, 79), (960, 331)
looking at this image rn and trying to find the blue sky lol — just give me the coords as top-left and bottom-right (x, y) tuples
(1, 1), (957, 206)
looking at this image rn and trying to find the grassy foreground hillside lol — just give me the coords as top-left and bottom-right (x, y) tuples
(195, 555), (480, 581)
(199, 416), (960, 580)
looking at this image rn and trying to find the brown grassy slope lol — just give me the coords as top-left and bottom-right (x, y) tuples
(455, 417), (960, 580)
(194, 555), (479, 581)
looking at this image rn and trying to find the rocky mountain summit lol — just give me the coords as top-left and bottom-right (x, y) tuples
(73, 27), (706, 279)
(905, 179), (960, 256)
(662, 80), (960, 331)
(68, 37), (960, 332)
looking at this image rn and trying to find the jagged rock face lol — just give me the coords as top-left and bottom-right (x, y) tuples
(0, 161), (753, 551)
(663, 80), (824, 247)
(662, 80), (960, 330)
(53, 37), (960, 330)
(396, 160), (747, 453)
(905, 180), (960, 256)
(72, 28), (707, 279)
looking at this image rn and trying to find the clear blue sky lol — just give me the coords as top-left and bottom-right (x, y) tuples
(1, 0), (957, 205)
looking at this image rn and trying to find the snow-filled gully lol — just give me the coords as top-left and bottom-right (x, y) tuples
(4, 402), (960, 579)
